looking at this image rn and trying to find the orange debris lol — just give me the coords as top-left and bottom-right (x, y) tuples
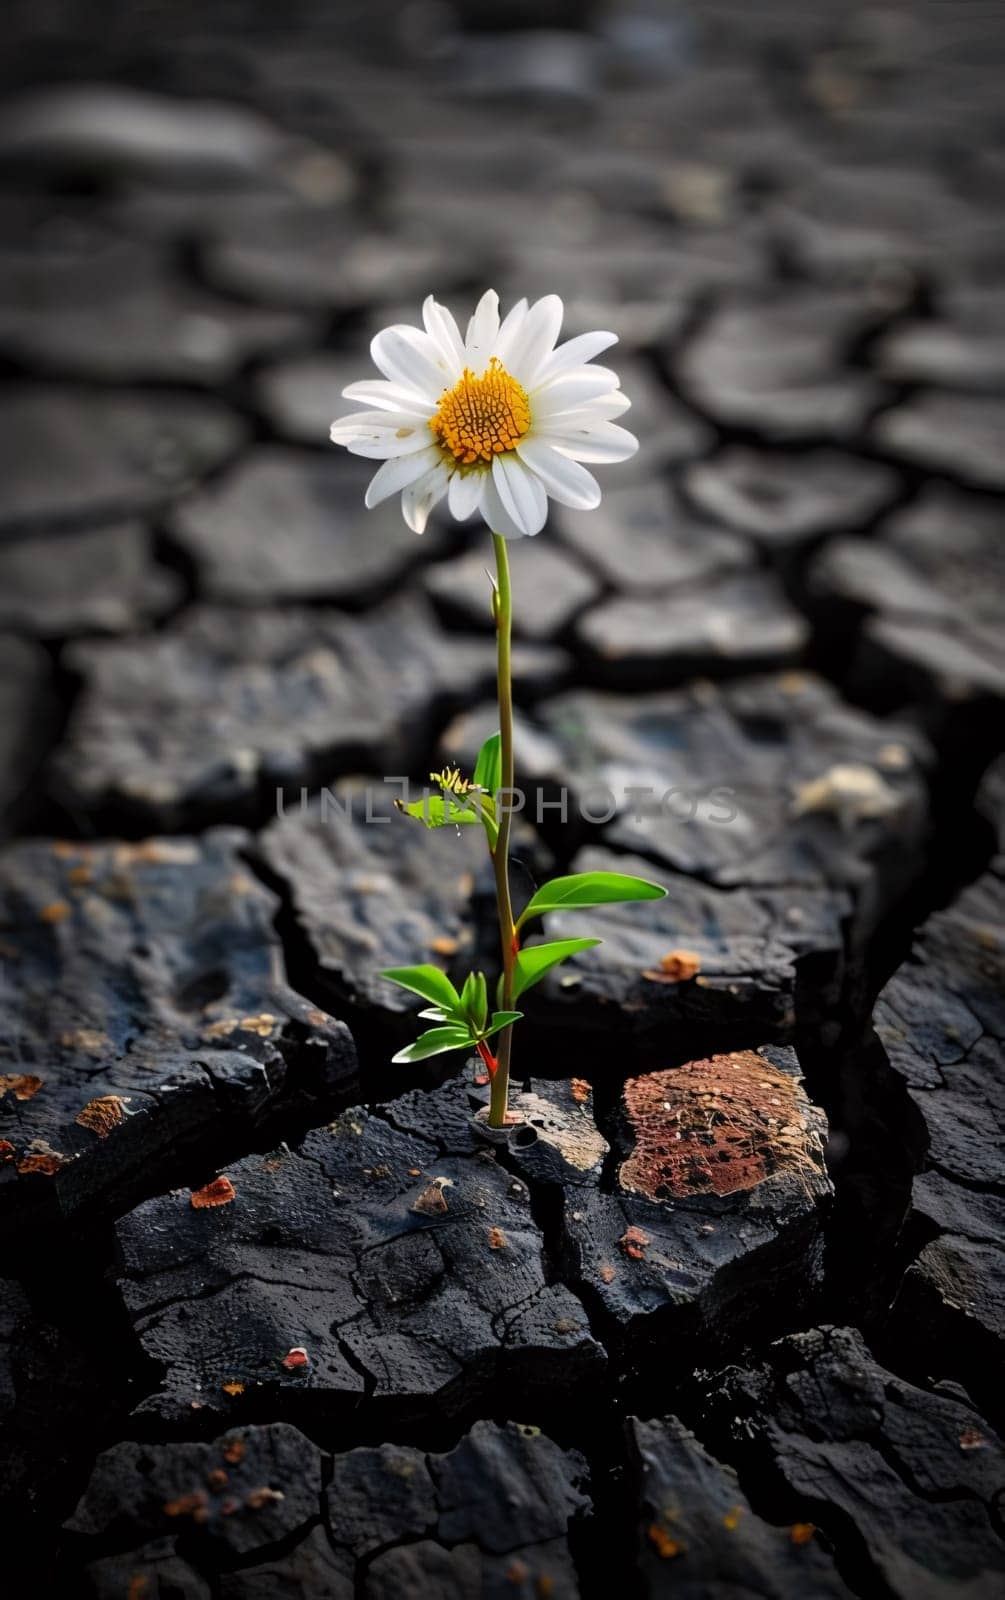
(190, 1176), (236, 1208)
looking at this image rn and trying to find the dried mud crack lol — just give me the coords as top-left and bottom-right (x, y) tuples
(1, 3), (1003, 1594)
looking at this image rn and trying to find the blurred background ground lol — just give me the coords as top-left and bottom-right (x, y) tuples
(0, 2), (1003, 1596)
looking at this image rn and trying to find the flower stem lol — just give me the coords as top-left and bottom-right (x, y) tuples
(488, 531), (516, 1127)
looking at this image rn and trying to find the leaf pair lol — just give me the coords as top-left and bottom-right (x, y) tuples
(381, 963), (521, 1065)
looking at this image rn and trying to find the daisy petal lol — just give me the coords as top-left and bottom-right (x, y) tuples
(342, 379), (432, 417)
(532, 365), (622, 416)
(515, 438), (601, 510)
(538, 420), (639, 464)
(540, 390), (633, 427)
(371, 326), (450, 399)
(580, 390), (633, 418)
(447, 471), (485, 521)
(465, 289), (500, 371)
(402, 459), (451, 534)
(533, 329), (618, 385)
(492, 453), (548, 537)
(481, 472), (527, 540)
(329, 410), (434, 458)
(504, 294), (564, 387)
(494, 297), (529, 364)
(365, 448), (442, 508)
(422, 295), (465, 379)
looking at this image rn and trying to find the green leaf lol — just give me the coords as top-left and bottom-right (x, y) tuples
(396, 794), (480, 830)
(512, 937), (602, 1000)
(391, 1025), (473, 1064)
(473, 731), (502, 797)
(417, 1007), (450, 1021)
(381, 965), (463, 1020)
(397, 789), (499, 849)
(473, 972), (488, 1032)
(517, 871), (667, 929)
(481, 1010), (523, 1042)
(460, 971), (488, 1034)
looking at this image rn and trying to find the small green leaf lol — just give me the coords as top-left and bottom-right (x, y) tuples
(397, 794), (480, 830)
(417, 1007), (450, 1021)
(397, 789), (499, 848)
(473, 731), (502, 797)
(512, 937), (602, 1000)
(391, 1025), (473, 1064)
(517, 871), (667, 929)
(481, 1010), (523, 1042)
(381, 965), (463, 1020)
(474, 972), (488, 1032)
(460, 971), (489, 1034)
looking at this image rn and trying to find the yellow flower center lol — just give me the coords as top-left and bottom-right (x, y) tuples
(431, 358), (531, 466)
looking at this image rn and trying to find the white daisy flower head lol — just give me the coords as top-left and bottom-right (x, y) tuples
(329, 290), (638, 537)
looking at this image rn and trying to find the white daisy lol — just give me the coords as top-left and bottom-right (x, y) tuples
(329, 290), (638, 537)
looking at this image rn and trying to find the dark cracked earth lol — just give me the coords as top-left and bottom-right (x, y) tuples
(0, 1), (1003, 1595)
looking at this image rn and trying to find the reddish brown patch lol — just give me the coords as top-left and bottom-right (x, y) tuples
(163, 1490), (209, 1522)
(127, 1576), (150, 1600)
(412, 1180), (449, 1216)
(67, 864), (93, 887)
(17, 1147), (66, 1176)
(648, 1524), (682, 1558)
(190, 1176), (236, 1209)
(75, 1095), (127, 1137)
(281, 1347), (309, 1370)
(207, 1468), (229, 1493)
(619, 1225), (651, 1261)
(487, 1227), (507, 1250)
(429, 935), (458, 955)
(0, 1140), (15, 1164)
(959, 1428), (987, 1451)
(39, 900), (71, 925)
(790, 1523), (816, 1545)
(619, 1054), (820, 1200)
(642, 949), (701, 984)
(570, 1078), (591, 1104)
(537, 1579), (555, 1598)
(222, 1381), (245, 1397)
(222, 1435), (246, 1465)
(599, 1263), (616, 1285)
(0, 1074), (42, 1101)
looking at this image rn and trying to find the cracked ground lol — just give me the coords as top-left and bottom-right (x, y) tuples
(0, 1), (1003, 1595)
